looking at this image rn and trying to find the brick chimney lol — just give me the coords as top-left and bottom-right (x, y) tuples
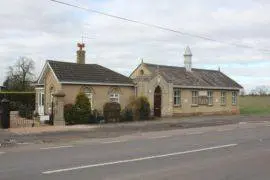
(77, 43), (85, 64)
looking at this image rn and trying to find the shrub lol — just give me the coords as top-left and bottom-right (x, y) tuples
(64, 93), (92, 125)
(64, 104), (76, 125)
(124, 96), (151, 121)
(120, 108), (133, 122)
(89, 109), (104, 124)
(9, 101), (22, 111)
(138, 96), (151, 120)
(18, 104), (33, 119)
(103, 102), (121, 122)
(75, 92), (91, 111)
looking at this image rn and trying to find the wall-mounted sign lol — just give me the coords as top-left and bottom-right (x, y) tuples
(199, 91), (207, 96)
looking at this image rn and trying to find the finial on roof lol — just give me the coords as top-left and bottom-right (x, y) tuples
(183, 46), (192, 72)
(218, 66), (221, 72)
(184, 46), (192, 56)
(141, 58), (144, 64)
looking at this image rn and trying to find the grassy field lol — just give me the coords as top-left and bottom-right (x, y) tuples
(240, 96), (270, 115)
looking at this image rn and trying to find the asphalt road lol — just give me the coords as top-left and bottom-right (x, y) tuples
(1, 122), (270, 180)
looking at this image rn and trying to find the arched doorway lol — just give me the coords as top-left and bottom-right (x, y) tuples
(154, 86), (162, 117)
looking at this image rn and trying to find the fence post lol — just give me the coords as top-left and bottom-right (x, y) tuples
(1, 99), (10, 129)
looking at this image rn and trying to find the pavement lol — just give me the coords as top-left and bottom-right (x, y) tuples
(0, 118), (270, 179)
(1, 114), (270, 147)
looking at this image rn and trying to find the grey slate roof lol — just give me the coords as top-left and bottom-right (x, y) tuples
(48, 60), (134, 85)
(144, 63), (242, 89)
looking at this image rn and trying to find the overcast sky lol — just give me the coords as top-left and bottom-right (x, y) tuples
(0, 0), (270, 92)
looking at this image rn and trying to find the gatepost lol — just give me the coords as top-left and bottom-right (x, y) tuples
(1, 99), (10, 129)
(53, 90), (66, 126)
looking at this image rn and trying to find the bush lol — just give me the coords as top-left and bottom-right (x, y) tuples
(75, 92), (91, 111)
(120, 108), (133, 122)
(124, 96), (151, 121)
(0, 92), (35, 111)
(89, 109), (104, 124)
(64, 104), (76, 125)
(19, 104), (33, 119)
(9, 101), (22, 111)
(64, 93), (92, 125)
(103, 102), (121, 122)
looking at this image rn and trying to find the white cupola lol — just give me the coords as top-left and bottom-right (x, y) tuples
(184, 46), (192, 72)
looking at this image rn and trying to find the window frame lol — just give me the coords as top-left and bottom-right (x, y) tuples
(110, 93), (120, 103)
(207, 91), (213, 105)
(192, 90), (199, 105)
(232, 91), (237, 105)
(173, 88), (181, 106)
(220, 91), (226, 106)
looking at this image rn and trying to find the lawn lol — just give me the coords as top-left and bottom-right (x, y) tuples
(240, 96), (270, 115)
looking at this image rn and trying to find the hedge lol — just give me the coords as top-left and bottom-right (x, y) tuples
(0, 92), (35, 111)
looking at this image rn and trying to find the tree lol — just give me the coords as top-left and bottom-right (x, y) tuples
(4, 57), (35, 91)
(250, 85), (270, 96)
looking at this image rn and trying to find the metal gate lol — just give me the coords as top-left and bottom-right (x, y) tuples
(0, 99), (10, 129)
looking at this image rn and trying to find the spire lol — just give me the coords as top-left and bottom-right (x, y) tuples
(184, 46), (192, 72)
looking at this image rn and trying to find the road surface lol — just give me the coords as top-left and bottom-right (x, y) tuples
(1, 122), (270, 180)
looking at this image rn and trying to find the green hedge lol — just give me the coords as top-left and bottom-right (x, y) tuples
(0, 92), (35, 111)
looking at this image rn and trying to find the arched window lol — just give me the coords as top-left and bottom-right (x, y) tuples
(108, 87), (120, 103)
(84, 87), (93, 108)
(140, 69), (144, 75)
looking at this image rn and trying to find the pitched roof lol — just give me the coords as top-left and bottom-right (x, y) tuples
(144, 63), (242, 89)
(47, 60), (134, 85)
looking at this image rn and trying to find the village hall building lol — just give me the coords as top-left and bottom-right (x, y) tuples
(36, 44), (242, 121)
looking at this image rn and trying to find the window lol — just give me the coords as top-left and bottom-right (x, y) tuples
(232, 91), (237, 105)
(192, 91), (198, 105)
(50, 87), (54, 104)
(110, 93), (120, 103)
(84, 87), (93, 108)
(173, 88), (181, 106)
(207, 91), (213, 105)
(221, 91), (226, 105)
(140, 69), (144, 75)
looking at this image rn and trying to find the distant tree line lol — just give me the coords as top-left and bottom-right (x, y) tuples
(248, 85), (270, 96)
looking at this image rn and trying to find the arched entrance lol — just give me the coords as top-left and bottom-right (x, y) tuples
(154, 86), (162, 117)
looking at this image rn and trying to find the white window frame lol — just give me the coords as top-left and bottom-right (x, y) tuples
(192, 91), (199, 105)
(110, 93), (120, 103)
(173, 88), (181, 106)
(84, 87), (93, 109)
(221, 91), (226, 105)
(232, 91), (237, 105)
(207, 91), (213, 105)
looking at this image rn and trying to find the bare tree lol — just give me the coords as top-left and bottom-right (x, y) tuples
(249, 85), (270, 96)
(4, 57), (35, 91)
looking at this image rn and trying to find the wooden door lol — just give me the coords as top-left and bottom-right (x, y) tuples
(154, 86), (162, 117)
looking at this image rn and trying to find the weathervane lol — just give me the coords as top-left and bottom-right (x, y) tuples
(77, 42), (85, 50)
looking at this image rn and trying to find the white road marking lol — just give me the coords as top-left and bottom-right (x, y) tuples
(186, 131), (204, 135)
(17, 142), (34, 145)
(40, 145), (73, 150)
(147, 135), (171, 139)
(101, 140), (127, 144)
(42, 143), (237, 174)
